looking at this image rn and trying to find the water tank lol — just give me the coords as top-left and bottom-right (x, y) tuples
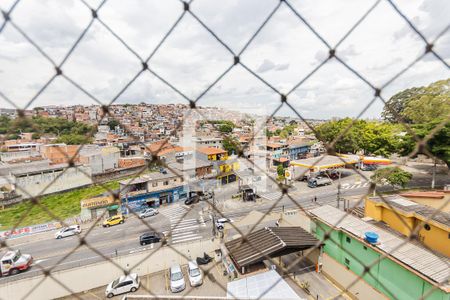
(365, 232), (379, 244)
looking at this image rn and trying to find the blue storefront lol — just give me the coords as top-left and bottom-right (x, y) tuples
(121, 185), (188, 214)
(288, 144), (310, 160)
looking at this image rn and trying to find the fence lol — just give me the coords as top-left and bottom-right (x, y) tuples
(0, 1), (449, 300)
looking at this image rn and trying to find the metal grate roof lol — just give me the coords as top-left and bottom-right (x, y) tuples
(309, 205), (450, 287)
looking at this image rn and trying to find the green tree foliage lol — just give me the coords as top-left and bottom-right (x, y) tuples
(107, 119), (120, 130)
(208, 120), (235, 133)
(0, 116), (93, 138)
(382, 79), (449, 123)
(315, 118), (403, 156)
(277, 164), (285, 176)
(383, 79), (449, 167)
(219, 124), (233, 133)
(55, 134), (93, 145)
(222, 136), (240, 155)
(371, 167), (413, 188)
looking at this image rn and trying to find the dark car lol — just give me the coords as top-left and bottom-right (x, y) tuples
(361, 164), (377, 171)
(139, 232), (162, 246)
(184, 195), (199, 205)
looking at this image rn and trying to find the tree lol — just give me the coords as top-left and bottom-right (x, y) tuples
(315, 118), (364, 154)
(107, 119), (120, 130)
(371, 167), (412, 189)
(383, 79), (450, 167)
(222, 136), (240, 155)
(55, 134), (92, 145)
(382, 79), (449, 123)
(219, 124), (233, 133)
(277, 164), (285, 177)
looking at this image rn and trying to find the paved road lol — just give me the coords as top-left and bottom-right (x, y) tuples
(0, 170), (447, 283)
(0, 203), (211, 283)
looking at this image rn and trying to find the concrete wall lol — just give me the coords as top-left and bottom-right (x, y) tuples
(15, 166), (93, 198)
(321, 253), (388, 300)
(0, 239), (217, 300)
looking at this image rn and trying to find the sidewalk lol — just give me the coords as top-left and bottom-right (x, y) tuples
(280, 253), (347, 300)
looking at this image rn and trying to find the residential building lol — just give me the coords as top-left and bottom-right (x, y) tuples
(310, 205), (449, 300)
(196, 147), (239, 185)
(193, 136), (223, 149)
(365, 195), (450, 257)
(78, 146), (120, 175)
(119, 169), (187, 212)
(287, 141), (310, 160)
(40, 144), (82, 164)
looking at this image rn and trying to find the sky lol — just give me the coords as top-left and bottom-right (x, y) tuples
(0, 0), (449, 119)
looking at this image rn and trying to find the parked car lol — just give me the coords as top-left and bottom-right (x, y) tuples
(55, 225), (81, 239)
(307, 176), (332, 188)
(169, 264), (186, 293)
(0, 250), (33, 276)
(187, 260), (203, 287)
(184, 195), (199, 205)
(105, 273), (140, 298)
(139, 208), (158, 219)
(103, 215), (125, 227)
(361, 164), (377, 171)
(240, 185), (255, 201)
(215, 217), (233, 231)
(184, 191), (214, 205)
(139, 232), (163, 245)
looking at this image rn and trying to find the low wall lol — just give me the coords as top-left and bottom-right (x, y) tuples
(15, 166), (93, 198)
(321, 253), (387, 300)
(0, 239), (217, 300)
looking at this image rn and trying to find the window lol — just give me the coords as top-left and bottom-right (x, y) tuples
(163, 181), (169, 185)
(424, 224), (431, 231)
(346, 236), (351, 243)
(152, 182), (157, 187)
(363, 246), (367, 250)
(344, 258), (350, 265)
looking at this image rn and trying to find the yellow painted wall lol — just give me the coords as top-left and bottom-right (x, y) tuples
(418, 222), (450, 257)
(381, 208), (415, 236)
(365, 198), (450, 257)
(365, 200), (383, 220)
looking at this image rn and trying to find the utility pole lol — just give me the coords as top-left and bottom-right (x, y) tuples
(431, 158), (436, 189)
(337, 170), (341, 209)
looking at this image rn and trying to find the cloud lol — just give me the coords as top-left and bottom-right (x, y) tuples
(256, 59), (289, 73)
(0, 0), (448, 118)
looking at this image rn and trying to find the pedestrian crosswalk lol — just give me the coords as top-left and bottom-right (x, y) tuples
(341, 182), (371, 190)
(160, 204), (205, 244)
(258, 191), (283, 201)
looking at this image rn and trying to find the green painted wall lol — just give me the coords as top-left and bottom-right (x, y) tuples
(313, 220), (449, 300)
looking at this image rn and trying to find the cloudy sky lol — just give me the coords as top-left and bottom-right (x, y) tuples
(0, 0), (449, 119)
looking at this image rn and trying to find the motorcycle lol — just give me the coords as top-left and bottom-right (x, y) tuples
(196, 252), (213, 265)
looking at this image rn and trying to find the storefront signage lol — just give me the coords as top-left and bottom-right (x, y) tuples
(81, 196), (115, 209)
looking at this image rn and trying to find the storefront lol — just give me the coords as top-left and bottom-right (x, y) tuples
(121, 185), (188, 214)
(80, 196), (120, 221)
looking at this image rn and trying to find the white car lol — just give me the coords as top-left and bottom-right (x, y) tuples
(105, 273), (140, 298)
(55, 225), (81, 239)
(170, 264), (186, 293)
(187, 260), (203, 287)
(139, 208), (159, 219)
(215, 217), (233, 230)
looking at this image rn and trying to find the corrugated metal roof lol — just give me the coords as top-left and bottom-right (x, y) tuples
(309, 205), (450, 287)
(225, 226), (319, 268)
(369, 195), (450, 228)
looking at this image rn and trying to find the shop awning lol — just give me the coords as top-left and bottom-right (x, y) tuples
(362, 156), (392, 165)
(107, 205), (119, 211)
